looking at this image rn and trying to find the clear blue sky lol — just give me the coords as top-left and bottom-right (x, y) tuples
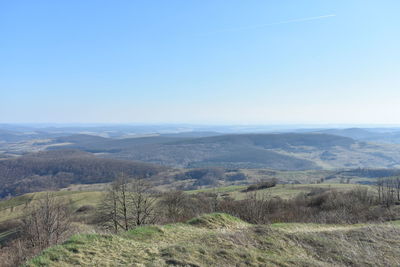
(1, 1), (399, 124)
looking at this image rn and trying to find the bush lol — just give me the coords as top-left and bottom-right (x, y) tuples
(242, 179), (278, 192)
(174, 168), (225, 187)
(226, 172), (247, 181)
(211, 187), (387, 224)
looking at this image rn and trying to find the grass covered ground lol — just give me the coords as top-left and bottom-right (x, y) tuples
(0, 191), (104, 223)
(27, 213), (400, 267)
(1, 183), (367, 224)
(187, 183), (372, 200)
(0, 183), (372, 244)
(0, 191), (103, 245)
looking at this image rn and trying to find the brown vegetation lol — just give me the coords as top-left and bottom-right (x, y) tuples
(0, 150), (164, 198)
(97, 174), (158, 233)
(0, 193), (72, 266)
(241, 178), (278, 192)
(3, 181), (400, 266)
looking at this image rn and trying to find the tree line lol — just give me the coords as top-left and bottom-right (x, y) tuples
(0, 150), (163, 197)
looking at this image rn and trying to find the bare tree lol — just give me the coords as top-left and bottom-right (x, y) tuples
(21, 193), (71, 250)
(377, 177), (396, 207)
(0, 239), (30, 267)
(159, 190), (188, 223)
(98, 185), (121, 233)
(242, 191), (271, 224)
(377, 178), (383, 203)
(98, 175), (158, 230)
(115, 174), (131, 230)
(394, 176), (400, 202)
(130, 178), (158, 226)
(98, 173), (132, 232)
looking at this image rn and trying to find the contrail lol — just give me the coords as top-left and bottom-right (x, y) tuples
(197, 14), (336, 36)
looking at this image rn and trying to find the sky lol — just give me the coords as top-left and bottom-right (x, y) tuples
(1, 0), (399, 125)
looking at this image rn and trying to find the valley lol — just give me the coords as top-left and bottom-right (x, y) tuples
(2, 126), (400, 266)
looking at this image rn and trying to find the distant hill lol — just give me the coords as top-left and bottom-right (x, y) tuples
(315, 128), (400, 144)
(0, 129), (70, 143)
(53, 134), (187, 152)
(0, 149), (165, 198)
(173, 133), (355, 149)
(45, 133), (400, 170)
(161, 131), (222, 138)
(0, 129), (41, 142)
(316, 128), (376, 139)
(55, 134), (109, 144)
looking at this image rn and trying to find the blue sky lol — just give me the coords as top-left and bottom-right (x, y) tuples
(1, 1), (399, 124)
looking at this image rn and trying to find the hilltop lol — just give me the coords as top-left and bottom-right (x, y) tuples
(2, 181), (400, 266)
(28, 213), (400, 266)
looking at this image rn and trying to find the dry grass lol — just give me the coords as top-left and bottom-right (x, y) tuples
(27, 213), (400, 267)
(0, 191), (104, 223)
(186, 183), (371, 200)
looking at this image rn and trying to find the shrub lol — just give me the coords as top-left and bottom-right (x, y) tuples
(242, 179), (278, 192)
(226, 172), (247, 181)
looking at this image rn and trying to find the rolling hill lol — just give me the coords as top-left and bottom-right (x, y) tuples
(48, 133), (400, 170)
(27, 213), (400, 267)
(315, 128), (400, 144)
(0, 150), (165, 198)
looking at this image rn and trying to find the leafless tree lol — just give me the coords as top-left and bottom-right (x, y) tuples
(0, 239), (30, 267)
(20, 193), (71, 251)
(394, 176), (400, 201)
(98, 185), (121, 233)
(216, 191), (272, 224)
(159, 190), (188, 223)
(98, 175), (158, 231)
(242, 192), (271, 224)
(377, 178), (383, 203)
(129, 178), (158, 226)
(98, 173), (132, 232)
(115, 174), (131, 230)
(378, 177), (396, 207)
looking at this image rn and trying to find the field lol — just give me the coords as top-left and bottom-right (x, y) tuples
(0, 182), (377, 248)
(187, 183), (373, 200)
(0, 182), (371, 240)
(0, 191), (104, 245)
(0, 183), (373, 224)
(27, 213), (400, 266)
(0, 191), (103, 224)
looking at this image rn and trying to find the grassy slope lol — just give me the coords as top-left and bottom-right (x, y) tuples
(1, 183), (369, 223)
(0, 184), (373, 242)
(0, 191), (103, 223)
(0, 191), (103, 244)
(0, 184), (372, 245)
(187, 183), (372, 200)
(28, 213), (400, 267)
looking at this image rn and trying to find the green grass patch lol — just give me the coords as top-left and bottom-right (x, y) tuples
(0, 191), (104, 223)
(188, 183), (373, 201)
(125, 225), (164, 240)
(186, 185), (246, 194)
(187, 213), (246, 229)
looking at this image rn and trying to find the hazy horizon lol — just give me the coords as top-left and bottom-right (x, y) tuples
(2, 122), (400, 131)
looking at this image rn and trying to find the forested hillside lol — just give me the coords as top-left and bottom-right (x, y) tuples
(48, 133), (400, 169)
(0, 150), (164, 198)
